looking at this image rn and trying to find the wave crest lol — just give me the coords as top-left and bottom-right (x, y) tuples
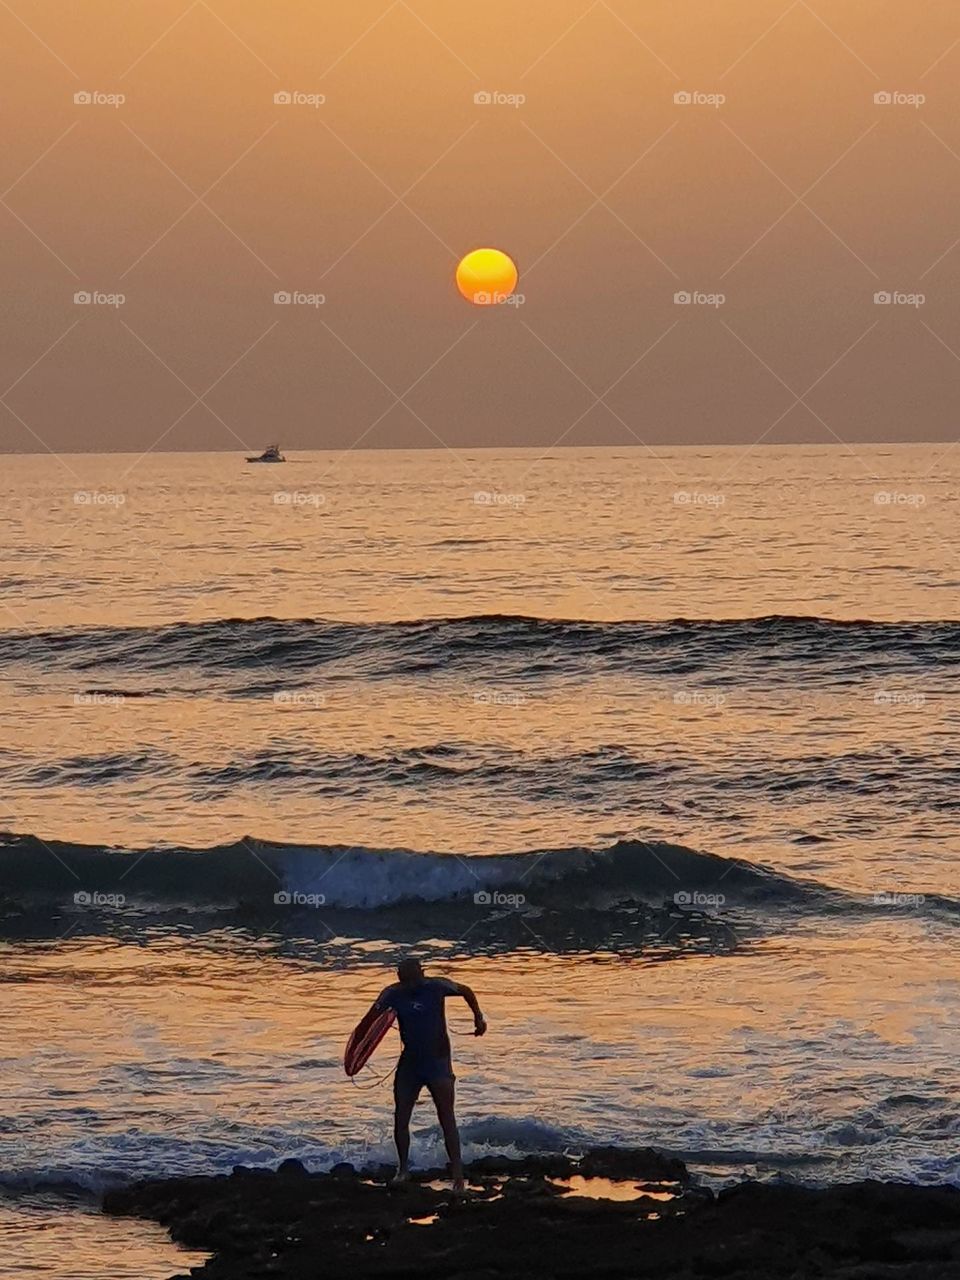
(0, 832), (816, 912)
(3, 614), (958, 684)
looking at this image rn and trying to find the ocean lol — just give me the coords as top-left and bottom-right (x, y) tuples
(1, 445), (958, 1277)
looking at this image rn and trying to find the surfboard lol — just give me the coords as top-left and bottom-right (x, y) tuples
(344, 1007), (396, 1077)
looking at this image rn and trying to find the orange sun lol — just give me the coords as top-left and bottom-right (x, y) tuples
(456, 248), (519, 305)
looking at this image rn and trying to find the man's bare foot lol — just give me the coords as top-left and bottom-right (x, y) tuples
(390, 1167), (410, 1186)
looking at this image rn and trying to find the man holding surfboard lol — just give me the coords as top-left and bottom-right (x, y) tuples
(348, 958), (486, 1192)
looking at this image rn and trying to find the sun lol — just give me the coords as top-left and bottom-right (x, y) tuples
(456, 248), (519, 306)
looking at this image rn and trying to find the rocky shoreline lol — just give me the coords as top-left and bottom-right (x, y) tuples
(103, 1148), (960, 1279)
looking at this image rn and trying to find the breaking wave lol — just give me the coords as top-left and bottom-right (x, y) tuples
(0, 832), (826, 912)
(4, 832), (952, 921)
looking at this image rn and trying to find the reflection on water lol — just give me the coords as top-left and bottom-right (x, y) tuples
(1, 446), (959, 899)
(1, 920), (956, 1197)
(3, 446), (958, 629)
(549, 1176), (679, 1202)
(424, 1180), (499, 1198)
(0, 1194), (208, 1280)
(2, 446), (959, 1271)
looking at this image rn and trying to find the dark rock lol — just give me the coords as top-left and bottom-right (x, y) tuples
(102, 1148), (960, 1279)
(578, 1145), (687, 1183)
(891, 1229), (960, 1260)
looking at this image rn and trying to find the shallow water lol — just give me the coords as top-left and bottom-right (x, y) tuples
(1, 915), (956, 1195)
(548, 1177), (678, 1201)
(0, 1193), (208, 1278)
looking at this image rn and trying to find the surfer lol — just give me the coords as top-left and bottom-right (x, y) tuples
(372, 957), (487, 1192)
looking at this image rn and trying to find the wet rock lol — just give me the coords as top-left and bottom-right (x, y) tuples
(102, 1151), (960, 1279)
(578, 1145), (687, 1183)
(891, 1228), (960, 1260)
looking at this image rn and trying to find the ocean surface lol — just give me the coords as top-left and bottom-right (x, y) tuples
(1, 445), (958, 1277)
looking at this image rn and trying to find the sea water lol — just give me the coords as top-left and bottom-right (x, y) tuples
(1, 445), (958, 1276)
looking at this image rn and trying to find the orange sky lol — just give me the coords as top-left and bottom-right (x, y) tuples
(2, 0), (960, 453)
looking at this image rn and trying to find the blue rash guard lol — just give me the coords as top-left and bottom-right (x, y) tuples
(376, 977), (459, 1085)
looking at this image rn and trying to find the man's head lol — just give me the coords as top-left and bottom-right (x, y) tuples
(396, 957), (424, 987)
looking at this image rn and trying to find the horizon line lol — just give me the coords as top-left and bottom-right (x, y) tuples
(0, 439), (948, 460)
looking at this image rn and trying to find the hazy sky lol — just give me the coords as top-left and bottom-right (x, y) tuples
(3, 0), (960, 454)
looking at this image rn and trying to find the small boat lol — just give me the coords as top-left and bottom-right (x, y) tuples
(246, 444), (286, 464)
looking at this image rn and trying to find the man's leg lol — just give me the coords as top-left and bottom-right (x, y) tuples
(427, 1075), (463, 1190)
(392, 1065), (420, 1182)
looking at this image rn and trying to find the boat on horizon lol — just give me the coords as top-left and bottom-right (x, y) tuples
(246, 444), (286, 464)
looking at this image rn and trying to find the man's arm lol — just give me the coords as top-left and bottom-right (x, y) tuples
(449, 982), (487, 1036)
(369, 986), (395, 1017)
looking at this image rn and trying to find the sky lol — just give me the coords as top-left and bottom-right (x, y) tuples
(2, 0), (960, 454)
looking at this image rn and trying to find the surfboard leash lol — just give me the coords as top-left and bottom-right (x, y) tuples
(349, 1060), (399, 1090)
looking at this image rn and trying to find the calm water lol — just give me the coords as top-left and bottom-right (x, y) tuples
(1, 446), (958, 1276)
